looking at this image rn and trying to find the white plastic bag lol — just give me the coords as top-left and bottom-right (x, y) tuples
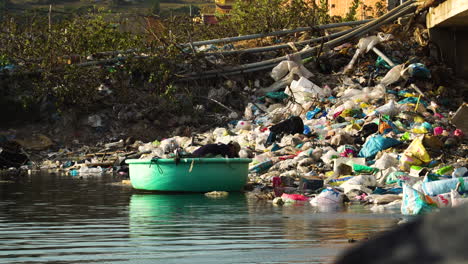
(372, 100), (400, 116)
(451, 189), (468, 207)
(340, 175), (376, 194)
(286, 77), (325, 104)
(270, 54), (314, 81)
(321, 149), (339, 164)
(380, 64), (405, 87)
(310, 187), (344, 205)
(374, 153), (399, 170)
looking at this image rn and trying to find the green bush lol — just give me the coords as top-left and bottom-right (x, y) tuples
(220, 0), (329, 35)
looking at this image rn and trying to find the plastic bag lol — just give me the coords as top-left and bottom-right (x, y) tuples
(359, 32), (393, 52)
(321, 149), (340, 164)
(380, 64), (405, 87)
(399, 137), (431, 171)
(270, 54), (314, 81)
(371, 200), (402, 212)
(358, 135), (401, 159)
(401, 183), (435, 215)
(403, 63), (431, 79)
(310, 187), (344, 205)
(340, 175), (376, 194)
(422, 177), (468, 196)
(286, 77), (326, 104)
(373, 153), (398, 170)
(372, 100), (400, 116)
(353, 164), (379, 174)
(425, 192), (452, 208)
(451, 189), (468, 207)
(281, 193), (309, 202)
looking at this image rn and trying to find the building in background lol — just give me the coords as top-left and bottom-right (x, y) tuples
(215, 0), (235, 14)
(325, 0), (400, 19)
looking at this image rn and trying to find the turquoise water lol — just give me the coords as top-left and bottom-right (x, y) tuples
(0, 174), (402, 263)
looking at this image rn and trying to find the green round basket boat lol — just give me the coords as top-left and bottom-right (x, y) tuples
(126, 158), (252, 192)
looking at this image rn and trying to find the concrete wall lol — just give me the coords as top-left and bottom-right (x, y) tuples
(429, 28), (468, 78)
(427, 0), (468, 78)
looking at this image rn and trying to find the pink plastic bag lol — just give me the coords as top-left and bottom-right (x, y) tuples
(281, 193), (309, 201)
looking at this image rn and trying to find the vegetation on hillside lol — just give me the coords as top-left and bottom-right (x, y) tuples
(0, 0), (383, 120)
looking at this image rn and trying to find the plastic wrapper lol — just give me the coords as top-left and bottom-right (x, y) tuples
(328, 176), (353, 186)
(249, 159), (274, 174)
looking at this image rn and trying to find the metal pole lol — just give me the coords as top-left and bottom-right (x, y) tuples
(371, 47), (395, 67)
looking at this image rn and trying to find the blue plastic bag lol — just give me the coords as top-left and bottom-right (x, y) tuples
(358, 135), (401, 159)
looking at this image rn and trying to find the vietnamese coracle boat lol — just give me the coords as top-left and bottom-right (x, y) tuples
(126, 158), (252, 192)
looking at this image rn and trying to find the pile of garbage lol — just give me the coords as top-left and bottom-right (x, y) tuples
(1, 21), (467, 216)
(112, 29), (464, 216)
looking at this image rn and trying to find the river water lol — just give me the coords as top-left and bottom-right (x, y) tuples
(0, 173), (402, 264)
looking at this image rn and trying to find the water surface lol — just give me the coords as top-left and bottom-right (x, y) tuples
(0, 174), (402, 263)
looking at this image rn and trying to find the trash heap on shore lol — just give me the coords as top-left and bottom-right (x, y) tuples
(1, 18), (467, 216)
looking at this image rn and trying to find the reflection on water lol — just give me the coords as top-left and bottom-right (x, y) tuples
(0, 174), (402, 264)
